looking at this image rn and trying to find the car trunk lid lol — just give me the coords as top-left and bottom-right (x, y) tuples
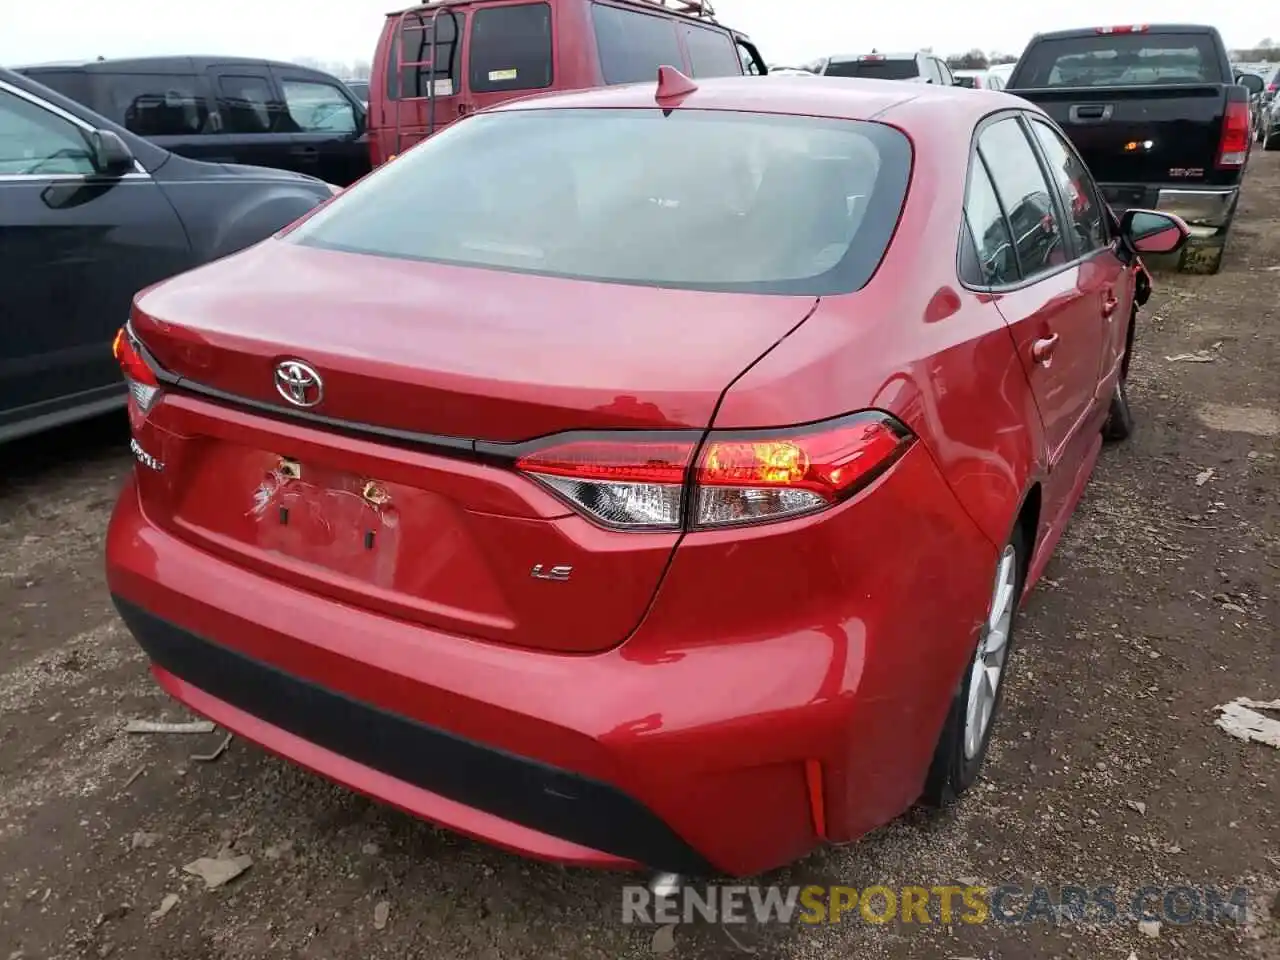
(128, 239), (816, 654)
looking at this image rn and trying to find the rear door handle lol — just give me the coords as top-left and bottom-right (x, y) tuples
(1032, 334), (1060, 364)
(1102, 290), (1120, 317)
(291, 145), (319, 156)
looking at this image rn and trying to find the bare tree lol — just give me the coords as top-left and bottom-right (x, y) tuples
(1232, 39), (1278, 61)
(946, 48), (989, 70)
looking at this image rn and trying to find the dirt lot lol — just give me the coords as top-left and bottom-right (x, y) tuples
(2, 157), (1278, 960)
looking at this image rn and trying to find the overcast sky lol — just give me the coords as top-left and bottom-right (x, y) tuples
(1, 0), (1273, 69)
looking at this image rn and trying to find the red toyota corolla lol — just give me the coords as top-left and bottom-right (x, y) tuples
(106, 70), (1188, 878)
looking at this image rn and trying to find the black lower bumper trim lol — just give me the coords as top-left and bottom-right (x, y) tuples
(112, 597), (712, 875)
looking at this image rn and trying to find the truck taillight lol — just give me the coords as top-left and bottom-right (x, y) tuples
(1095, 24), (1148, 34)
(1217, 101), (1251, 168)
(515, 412), (914, 531)
(112, 325), (161, 414)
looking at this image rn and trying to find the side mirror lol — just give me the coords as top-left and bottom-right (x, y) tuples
(1236, 74), (1264, 97)
(1120, 208), (1190, 255)
(91, 130), (135, 177)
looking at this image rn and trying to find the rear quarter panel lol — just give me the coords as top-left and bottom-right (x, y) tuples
(713, 97), (1048, 552)
(706, 99), (1050, 832)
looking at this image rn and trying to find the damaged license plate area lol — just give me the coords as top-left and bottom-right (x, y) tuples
(161, 431), (514, 634)
(249, 457), (401, 583)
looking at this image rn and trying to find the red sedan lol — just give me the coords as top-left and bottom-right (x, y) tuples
(106, 70), (1189, 878)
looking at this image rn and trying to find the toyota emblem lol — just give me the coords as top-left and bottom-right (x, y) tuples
(274, 360), (324, 408)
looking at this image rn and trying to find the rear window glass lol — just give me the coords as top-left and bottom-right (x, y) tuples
(592, 4), (684, 85)
(824, 58), (919, 80)
(18, 69), (92, 106)
(1015, 33), (1219, 87)
(469, 3), (553, 93)
(102, 72), (211, 136)
(289, 108), (912, 296)
(389, 11), (463, 99)
(682, 25), (742, 78)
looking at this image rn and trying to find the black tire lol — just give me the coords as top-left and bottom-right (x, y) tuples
(1102, 308), (1136, 442)
(921, 525), (1028, 807)
(1266, 126), (1280, 151)
(1102, 378), (1135, 442)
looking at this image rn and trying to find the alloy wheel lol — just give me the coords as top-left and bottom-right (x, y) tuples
(963, 543), (1018, 759)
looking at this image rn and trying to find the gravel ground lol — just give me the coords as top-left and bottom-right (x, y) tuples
(2, 155), (1278, 960)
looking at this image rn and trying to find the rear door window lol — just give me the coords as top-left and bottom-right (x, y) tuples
(1017, 32), (1219, 87)
(961, 155), (1018, 286)
(591, 3), (684, 85)
(215, 73), (280, 133)
(682, 25), (742, 78)
(977, 116), (1068, 278)
(469, 3), (553, 93)
(101, 72), (211, 136)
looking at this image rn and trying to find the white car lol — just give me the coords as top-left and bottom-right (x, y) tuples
(952, 68), (1006, 91)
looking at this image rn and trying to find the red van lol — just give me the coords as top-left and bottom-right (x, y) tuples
(368, 0), (766, 164)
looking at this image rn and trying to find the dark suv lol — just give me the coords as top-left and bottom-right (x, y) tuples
(15, 57), (370, 186)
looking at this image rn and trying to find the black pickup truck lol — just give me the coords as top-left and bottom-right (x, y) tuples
(1007, 24), (1253, 274)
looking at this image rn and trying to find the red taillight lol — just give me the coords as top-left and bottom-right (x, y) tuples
(859, 54), (885, 61)
(516, 439), (694, 528)
(1218, 101), (1250, 168)
(1269, 82), (1279, 92)
(112, 325), (161, 413)
(515, 413), (913, 531)
(1095, 24), (1147, 34)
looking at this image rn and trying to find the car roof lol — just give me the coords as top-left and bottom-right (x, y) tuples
(1028, 23), (1218, 42)
(13, 55), (328, 72)
(492, 74), (1018, 123)
(385, 0), (728, 28)
(827, 52), (922, 63)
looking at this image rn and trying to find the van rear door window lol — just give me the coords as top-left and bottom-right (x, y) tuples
(682, 25), (741, 77)
(390, 11), (463, 99)
(591, 3), (684, 85)
(469, 3), (553, 93)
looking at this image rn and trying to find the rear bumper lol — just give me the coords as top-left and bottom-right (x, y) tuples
(1102, 183), (1240, 239)
(114, 597), (711, 873)
(106, 440), (996, 876)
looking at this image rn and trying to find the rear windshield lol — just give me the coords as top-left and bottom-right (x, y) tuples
(288, 108), (912, 296)
(825, 58), (919, 80)
(1016, 33), (1221, 87)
